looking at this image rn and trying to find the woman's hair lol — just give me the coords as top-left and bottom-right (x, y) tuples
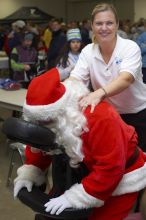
(91, 3), (119, 24)
(55, 41), (83, 68)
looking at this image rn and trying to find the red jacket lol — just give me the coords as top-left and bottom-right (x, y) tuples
(21, 101), (146, 203)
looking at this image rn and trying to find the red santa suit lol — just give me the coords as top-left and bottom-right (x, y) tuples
(15, 68), (146, 220)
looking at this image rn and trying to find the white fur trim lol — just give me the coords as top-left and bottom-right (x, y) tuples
(23, 80), (89, 122)
(113, 163), (146, 195)
(14, 164), (46, 186)
(64, 183), (104, 209)
(23, 85), (70, 121)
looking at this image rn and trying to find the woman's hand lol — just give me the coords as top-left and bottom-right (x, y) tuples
(79, 88), (106, 113)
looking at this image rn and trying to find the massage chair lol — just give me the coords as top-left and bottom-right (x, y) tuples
(2, 117), (93, 220)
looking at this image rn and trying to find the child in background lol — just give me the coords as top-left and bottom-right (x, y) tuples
(56, 28), (83, 81)
(37, 39), (48, 74)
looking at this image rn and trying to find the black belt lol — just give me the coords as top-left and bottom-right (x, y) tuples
(126, 147), (140, 169)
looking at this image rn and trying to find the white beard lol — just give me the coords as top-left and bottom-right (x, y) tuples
(47, 80), (90, 167)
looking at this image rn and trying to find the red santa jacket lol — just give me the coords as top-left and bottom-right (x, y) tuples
(81, 101), (146, 201)
(15, 101), (146, 208)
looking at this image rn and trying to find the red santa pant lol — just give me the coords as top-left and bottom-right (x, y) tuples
(89, 192), (138, 220)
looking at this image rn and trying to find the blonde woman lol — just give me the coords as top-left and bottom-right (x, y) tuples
(70, 3), (146, 152)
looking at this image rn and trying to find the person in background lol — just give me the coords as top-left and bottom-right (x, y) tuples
(136, 30), (146, 83)
(42, 20), (52, 49)
(61, 22), (67, 34)
(0, 25), (5, 50)
(56, 28), (83, 81)
(69, 2), (146, 152)
(7, 20), (26, 55)
(3, 22), (17, 55)
(13, 68), (146, 220)
(67, 20), (79, 29)
(80, 19), (92, 46)
(10, 33), (37, 83)
(25, 21), (40, 48)
(47, 18), (67, 70)
(26, 21), (39, 36)
(117, 20), (128, 39)
(37, 39), (48, 74)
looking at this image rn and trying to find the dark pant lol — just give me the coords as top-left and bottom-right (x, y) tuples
(121, 108), (146, 151)
(142, 67), (146, 84)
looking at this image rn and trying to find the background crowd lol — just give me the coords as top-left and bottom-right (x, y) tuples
(0, 18), (91, 83)
(1, 16), (146, 84)
(0, 18), (146, 82)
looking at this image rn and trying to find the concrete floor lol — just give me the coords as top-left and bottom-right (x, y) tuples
(0, 108), (35, 220)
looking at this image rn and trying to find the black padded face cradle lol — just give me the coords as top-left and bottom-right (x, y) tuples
(2, 117), (56, 152)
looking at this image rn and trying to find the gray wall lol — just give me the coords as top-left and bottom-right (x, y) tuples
(134, 0), (146, 21)
(66, 0), (135, 22)
(0, 0), (142, 23)
(0, 0), (66, 20)
(113, 0), (134, 21)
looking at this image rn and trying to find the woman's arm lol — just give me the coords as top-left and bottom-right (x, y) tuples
(101, 71), (134, 96)
(57, 64), (75, 81)
(79, 71), (134, 113)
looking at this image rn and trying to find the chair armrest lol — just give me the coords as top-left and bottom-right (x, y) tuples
(18, 186), (93, 219)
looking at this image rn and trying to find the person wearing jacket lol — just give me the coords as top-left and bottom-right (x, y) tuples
(47, 18), (67, 70)
(136, 31), (146, 83)
(56, 28), (83, 81)
(10, 33), (37, 82)
(14, 68), (146, 220)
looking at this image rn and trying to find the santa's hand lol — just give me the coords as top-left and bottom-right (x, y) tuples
(44, 194), (72, 215)
(14, 179), (33, 199)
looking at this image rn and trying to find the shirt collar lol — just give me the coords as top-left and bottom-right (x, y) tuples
(92, 34), (122, 63)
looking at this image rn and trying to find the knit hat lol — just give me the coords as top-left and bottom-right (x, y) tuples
(67, 28), (82, 41)
(15, 20), (26, 29)
(23, 68), (70, 121)
(24, 33), (34, 41)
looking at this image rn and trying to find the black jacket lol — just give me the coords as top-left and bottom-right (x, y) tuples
(47, 30), (66, 69)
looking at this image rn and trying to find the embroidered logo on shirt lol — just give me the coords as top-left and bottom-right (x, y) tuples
(115, 57), (122, 65)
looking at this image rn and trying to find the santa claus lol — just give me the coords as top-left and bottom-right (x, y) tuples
(14, 68), (146, 220)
